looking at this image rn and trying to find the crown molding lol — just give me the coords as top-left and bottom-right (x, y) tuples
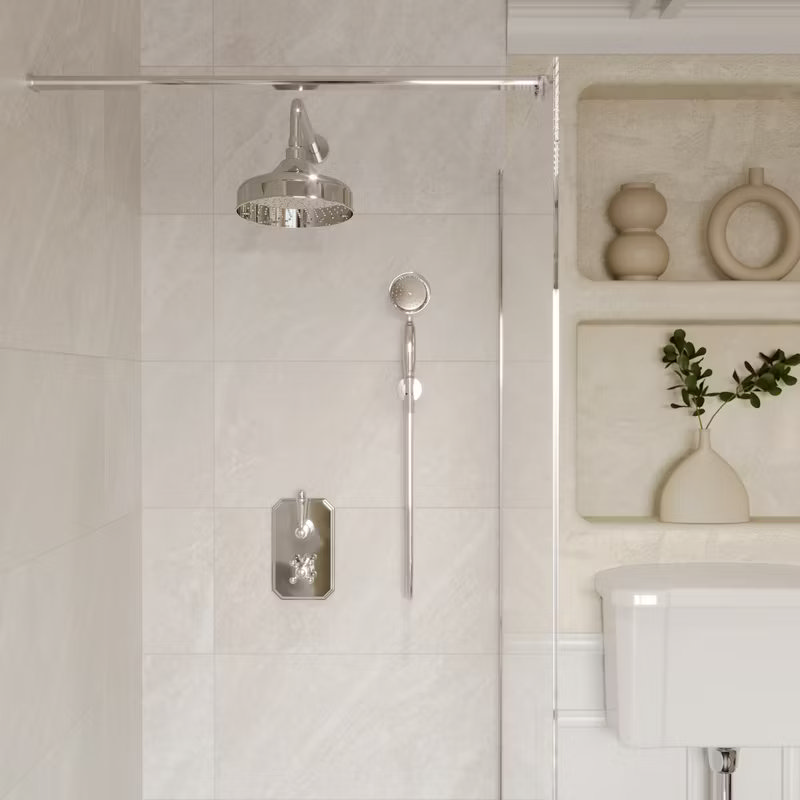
(508, 1), (800, 53)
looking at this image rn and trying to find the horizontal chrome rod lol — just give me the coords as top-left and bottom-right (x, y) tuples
(26, 74), (546, 92)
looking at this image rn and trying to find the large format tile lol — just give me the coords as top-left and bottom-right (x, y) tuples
(0, 0), (124, 74)
(142, 215), (213, 361)
(214, 213), (499, 362)
(213, 0), (505, 67)
(0, 521), (126, 796)
(215, 654), (497, 799)
(143, 655), (214, 800)
(143, 509), (214, 654)
(141, 0), (213, 67)
(503, 508), (553, 638)
(0, 352), (139, 570)
(503, 361), (553, 508)
(215, 507), (497, 654)
(213, 88), (504, 215)
(142, 87), (213, 214)
(503, 214), (554, 363)
(0, 116), (137, 357)
(143, 363), (214, 508)
(215, 361), (497, 508)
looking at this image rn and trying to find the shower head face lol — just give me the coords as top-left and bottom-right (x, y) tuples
(389, 272), (431, 315)
(236, 158), (353, 228)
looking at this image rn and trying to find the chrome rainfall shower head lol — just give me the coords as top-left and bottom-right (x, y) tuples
(236, 99), (353, 228)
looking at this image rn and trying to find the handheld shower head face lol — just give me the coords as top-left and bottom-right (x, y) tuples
(389, 272), (431, 315)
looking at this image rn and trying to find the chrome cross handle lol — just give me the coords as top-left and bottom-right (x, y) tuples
(288, 553), (317, 585)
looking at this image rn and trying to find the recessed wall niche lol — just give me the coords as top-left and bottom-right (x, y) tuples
(578, 87), (800, 282)
(577, 322), (800, 519)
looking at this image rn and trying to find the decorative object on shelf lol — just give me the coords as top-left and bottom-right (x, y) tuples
(272, 490), (334, 599)
(606, 182), (669, 280)
(707, 167), (800, 281)
(660, 428), (749, 523)
(658, 329), (800, 523)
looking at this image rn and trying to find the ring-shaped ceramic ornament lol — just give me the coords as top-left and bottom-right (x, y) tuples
(707, 167), (800, 281)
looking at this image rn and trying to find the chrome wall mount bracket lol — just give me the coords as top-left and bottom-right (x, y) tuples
(272, 490), (334, 599)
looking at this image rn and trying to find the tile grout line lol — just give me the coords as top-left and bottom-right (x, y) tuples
(0, 511), (138, 576)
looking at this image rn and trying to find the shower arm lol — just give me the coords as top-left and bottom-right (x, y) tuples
(287, 99), (329, 164)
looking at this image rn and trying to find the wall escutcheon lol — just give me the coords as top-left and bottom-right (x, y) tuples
(272, 491), (334, 599)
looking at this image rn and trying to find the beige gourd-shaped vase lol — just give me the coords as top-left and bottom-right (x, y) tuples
(659, 429), (749, 524)
(606, 182), (670, 280)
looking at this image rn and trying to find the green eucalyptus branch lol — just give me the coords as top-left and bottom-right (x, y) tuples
(662, 329), (800, 430)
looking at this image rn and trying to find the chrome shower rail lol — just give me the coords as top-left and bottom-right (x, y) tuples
(26, 74), (547, 92)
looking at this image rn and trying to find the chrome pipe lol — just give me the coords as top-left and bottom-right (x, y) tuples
(404, 317), (416, 598)
(404, 377), (415, 598)
(26, 74), (546, 92)
(708, 748), (738, 800)
(287, 99), (328, 163)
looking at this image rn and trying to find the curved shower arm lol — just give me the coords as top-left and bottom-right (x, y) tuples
(288, 99), (329, 164)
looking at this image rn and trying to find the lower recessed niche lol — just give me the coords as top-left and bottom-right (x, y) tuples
(577, 322), (800, 519)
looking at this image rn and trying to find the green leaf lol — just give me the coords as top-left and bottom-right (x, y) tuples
(756, 375), (776, 390)
(681, 389), (690, 406)
(696, 347), (707, 357)
(750, 394), (761, 408)
(769, 386), (783, 396)
(732, 370), (740, 383)
(785, 375), (798, 386)
(670, 403), (685, 409)
(692, 408), (706, 417)
(701, 369), (712, 378)
(718, 392), (736, 402)
(745, 361), (755, 374)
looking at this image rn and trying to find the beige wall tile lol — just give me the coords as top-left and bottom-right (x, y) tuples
(143, 363), (214, 507)
(143, 655), (214, 799)
(215, 654), (497, 799)
(144, 509), (214, 653)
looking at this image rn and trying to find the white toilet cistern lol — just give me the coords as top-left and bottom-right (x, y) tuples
(595, 563), (800, 800)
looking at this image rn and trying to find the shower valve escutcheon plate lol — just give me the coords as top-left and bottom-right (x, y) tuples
(272, 491), (334, 599)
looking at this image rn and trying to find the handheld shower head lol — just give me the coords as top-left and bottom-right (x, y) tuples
(236, 99), (353, 228)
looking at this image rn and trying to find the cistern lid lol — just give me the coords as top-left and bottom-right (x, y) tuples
(595, 563), (800, 608)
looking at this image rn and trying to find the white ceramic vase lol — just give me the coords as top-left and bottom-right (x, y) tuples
(659, 429), (749, 524)
(606, 182), (669, 280)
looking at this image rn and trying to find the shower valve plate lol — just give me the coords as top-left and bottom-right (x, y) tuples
(272, 495), (334, 599)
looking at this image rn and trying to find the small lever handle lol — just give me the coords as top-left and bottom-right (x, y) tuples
(294, 490), (314, 540)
